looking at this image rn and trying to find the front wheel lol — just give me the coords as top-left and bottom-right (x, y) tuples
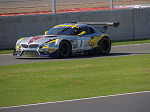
(97, 37), (111, 55)
(58, 40), (72, 58)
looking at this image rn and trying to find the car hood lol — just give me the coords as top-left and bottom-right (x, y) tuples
(19, 35), (60, 45)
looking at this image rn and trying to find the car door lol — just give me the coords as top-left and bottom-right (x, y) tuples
(79, 26), (100, 50)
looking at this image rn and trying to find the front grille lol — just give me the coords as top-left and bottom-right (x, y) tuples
(21, 44), (39, 48)
(39, 51), (49, 55)
(21, 44), (28, 48)
(22, 51), (39, 57)
(29, 44), (39, 48)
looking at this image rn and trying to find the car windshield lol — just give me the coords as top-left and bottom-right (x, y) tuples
(47, 26), (79, 35)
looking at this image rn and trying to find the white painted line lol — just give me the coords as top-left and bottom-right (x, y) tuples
(0, 91), (150, 109)
(115, 4), (150, 9)
(112, 43), (150, 47)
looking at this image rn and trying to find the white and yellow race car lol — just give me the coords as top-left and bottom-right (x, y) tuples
(13, 22), (119, 58)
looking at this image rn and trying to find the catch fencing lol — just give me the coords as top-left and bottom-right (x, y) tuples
(0, 0), (150, 14)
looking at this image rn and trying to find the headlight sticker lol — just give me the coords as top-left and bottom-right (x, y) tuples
(41, 39), (58, 49)
(46, 38), (58, 43)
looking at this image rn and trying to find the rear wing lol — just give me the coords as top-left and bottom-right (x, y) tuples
(77, 22), (120, 28)
(72, 22), (120, 33)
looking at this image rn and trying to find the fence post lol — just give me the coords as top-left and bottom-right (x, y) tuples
(52, 0), (56, 14)
(110, 0), (114, 10)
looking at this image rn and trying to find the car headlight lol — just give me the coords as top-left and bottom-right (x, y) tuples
(40, 42), (55, 49)
(49, 42), (56, 47)
(40, 39), (58, 49)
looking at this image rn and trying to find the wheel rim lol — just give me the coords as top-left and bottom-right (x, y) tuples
(59, 41), (69, 57)
(102, 40), (110, 51)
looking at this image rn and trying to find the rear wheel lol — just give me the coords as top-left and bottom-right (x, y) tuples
(58, 40), (72, 58)
(97, 37), (111, 55)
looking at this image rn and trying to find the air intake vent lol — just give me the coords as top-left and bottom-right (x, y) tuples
(21, 44), (28, 48)
(29, 44), (39, 48)
(21, 44), (39, 48)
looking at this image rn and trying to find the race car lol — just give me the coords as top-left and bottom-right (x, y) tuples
(13, 22), (119, 58)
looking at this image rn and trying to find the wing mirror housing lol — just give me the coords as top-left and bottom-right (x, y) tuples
(78, 31), (86, 36)
(45, 31), (48, 35)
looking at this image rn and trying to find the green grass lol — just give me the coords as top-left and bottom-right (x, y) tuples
(0, 50), (13, 54)
(0, 39), (150, 54)
(0, 54), (150, 107)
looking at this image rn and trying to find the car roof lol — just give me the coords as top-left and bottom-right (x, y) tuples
(55, 23), (91, 28)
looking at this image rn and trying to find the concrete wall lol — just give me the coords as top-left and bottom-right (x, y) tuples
(134, 8), (150, 39)
(0, 8), (150, 49)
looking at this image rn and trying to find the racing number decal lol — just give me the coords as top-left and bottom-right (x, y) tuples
(77, 39), (83, 48)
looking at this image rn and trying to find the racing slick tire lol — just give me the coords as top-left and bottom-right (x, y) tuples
(97, 36), (111, 55)
(58, 40), (72, 58)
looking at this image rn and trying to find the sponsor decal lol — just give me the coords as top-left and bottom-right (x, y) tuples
(47, 48), (55, 51)
(89, 35), (104, 48)
(28, 36), (45, 44)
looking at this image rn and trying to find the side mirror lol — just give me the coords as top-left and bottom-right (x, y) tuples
(78, 31), (86, 36)
(45, 31), (48, 35)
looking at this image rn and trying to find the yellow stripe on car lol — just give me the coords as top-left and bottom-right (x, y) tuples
(42, 46), (49, 49)
(89, 35), (107, 48)
(21, 38), (24, 41)
(55, 25), (79, 28)
(47, 39), (58, 43)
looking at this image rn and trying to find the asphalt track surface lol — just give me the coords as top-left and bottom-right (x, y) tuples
(0, 91), (150, 112)
(0, 44), (150, 112)
(0, 43), (150, 66)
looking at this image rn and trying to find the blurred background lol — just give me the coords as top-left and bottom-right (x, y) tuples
(0, 0), (150, 14)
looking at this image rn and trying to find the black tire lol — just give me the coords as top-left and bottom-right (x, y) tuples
(97, 37), (111, 55)
(58, 40), (72, 58)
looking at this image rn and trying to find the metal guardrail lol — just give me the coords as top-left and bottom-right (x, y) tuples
(0, 0), (150, 14)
